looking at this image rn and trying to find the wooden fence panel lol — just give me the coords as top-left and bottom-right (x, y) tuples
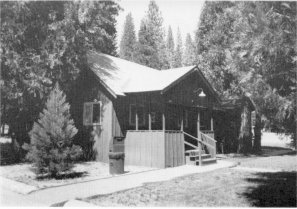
(125, 131), (184, 168)
(164, 131), (185, 167)
(173, 133), (176, 166)
(125, 131), (166, 168)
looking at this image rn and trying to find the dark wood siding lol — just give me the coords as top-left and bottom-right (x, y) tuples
(113, 92), (165, 136)
(164, 71), (218, 108)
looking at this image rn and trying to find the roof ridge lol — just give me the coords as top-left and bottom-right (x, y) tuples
(88, 50), (159, 72)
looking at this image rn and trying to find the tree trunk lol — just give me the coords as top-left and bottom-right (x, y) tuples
(237, 99), (252, 154)
(253, 111), (262, 153)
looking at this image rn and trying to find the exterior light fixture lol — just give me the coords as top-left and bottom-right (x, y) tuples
(199, 90), (206, 97)
(194, 88), (206, 97)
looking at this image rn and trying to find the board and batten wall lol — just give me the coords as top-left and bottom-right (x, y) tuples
(164, 131), (185, 167)
(93, 91), (114, 163)
(125, 130), (185, 168)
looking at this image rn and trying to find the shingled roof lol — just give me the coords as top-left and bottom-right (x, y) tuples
(87, 51), (219, 101)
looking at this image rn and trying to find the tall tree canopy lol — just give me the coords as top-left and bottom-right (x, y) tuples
(195, 1), (296, 146)
(0, 1), (120, 146)
(119, 13), (136, 61)
(135, 0), (167, 69)
(183, 33), (196, 66)
(173, 27), (183, 68)
(195, 1), (236, 93)
(166, 26), (175, 68)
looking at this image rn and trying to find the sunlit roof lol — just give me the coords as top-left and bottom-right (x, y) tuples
(87, 51), (196, 97)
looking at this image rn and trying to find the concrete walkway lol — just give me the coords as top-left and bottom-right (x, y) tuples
(0, 176), (37, 194)
(1, 160), (235, 206)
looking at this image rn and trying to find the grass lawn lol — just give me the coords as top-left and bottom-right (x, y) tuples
(224, 149), (297, 171)
(85, 153), (297, 207)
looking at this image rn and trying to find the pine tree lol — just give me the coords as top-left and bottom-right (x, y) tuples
(166, 26), (175, 68)
(135, 20), (156, 67)
(1, 1), (120, 154)
(159, 39), (170, 70)
(26, 84), (82, 178)
(119, 13), (136, 61)
(173, 28), (183, 68)
(135, 0), (166, 69)
(183, 33), (196, 66)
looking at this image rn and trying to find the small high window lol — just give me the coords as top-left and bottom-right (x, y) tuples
(129, 104), (145, 126)
(83, 102), (102, 126)
(178, 110), (189, 128)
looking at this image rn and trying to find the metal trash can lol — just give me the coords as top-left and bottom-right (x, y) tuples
(109, 152), (125, 175)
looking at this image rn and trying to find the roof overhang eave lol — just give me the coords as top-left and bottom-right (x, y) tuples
(89, 67), (123, 99)
(160, 66), (197, 94)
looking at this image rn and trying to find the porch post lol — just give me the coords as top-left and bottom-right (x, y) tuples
(162, 113), (165, 131)
(197, 111), (200, 139)
(211, 116), (214, 131)
(180, 119), (183, 131)
(135, 113), (139, 130)
(148, 113), (152, 130)
(197, 111), (202, 166)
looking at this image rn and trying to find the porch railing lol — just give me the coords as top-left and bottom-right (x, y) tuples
(201, 130), (214, 139)
(183, 131), (217, 166)
(201, 132), (217, 159)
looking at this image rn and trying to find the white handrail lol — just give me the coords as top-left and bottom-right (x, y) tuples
(184, 141), (199, 149)
(201, 132), (217, 142)
(183, 131), (215, 149)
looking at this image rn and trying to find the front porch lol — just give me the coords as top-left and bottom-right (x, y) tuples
(124, 129), (217, 168)
(121, 99), (217, 168)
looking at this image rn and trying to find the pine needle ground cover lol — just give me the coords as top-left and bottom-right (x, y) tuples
(0, 162), (153, 189)
(85, 153), (296, 207)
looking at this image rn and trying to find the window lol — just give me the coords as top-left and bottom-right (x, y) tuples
(151, 112), (156, 123)
(83, 102), (102, 126)
(178, 110), (189, 128)
(129, 104), (145, 126)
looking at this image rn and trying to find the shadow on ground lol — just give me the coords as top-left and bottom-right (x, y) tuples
(243, 171), (297, 207)
(36, 171), (87, 180)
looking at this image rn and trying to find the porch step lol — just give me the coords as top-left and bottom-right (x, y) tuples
(185, 149), (205, 156)
(185, 153), (211, 165)
(196, 158), (217, 166)
(186, 154), (211, 165)
(185, 150), (217, 166)
(189, 154), (211, 161)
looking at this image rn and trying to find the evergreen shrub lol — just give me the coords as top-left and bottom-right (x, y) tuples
(24, 84), (82, 178)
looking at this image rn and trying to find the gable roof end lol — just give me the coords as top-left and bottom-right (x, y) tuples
(87, 51), (197, 96)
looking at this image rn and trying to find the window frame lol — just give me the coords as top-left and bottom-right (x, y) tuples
(83, 101), (102, 126)
(129, 104), (145, 127)
(177, 109), (189, 128)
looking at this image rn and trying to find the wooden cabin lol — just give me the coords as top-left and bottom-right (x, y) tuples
(77, 51), (225, 168)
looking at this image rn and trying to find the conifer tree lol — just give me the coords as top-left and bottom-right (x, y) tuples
(26, 84), (82, 177)
(159, 39), (170, 70)
(166, 26), (175, 68)
(183, 33), (196, 66)
(1, 1), (120, 155)
(119, 13), (136, 61)
(135, 0), (166, 69)
(173, 28), (183, 68)
(135, 20), (157, 67)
